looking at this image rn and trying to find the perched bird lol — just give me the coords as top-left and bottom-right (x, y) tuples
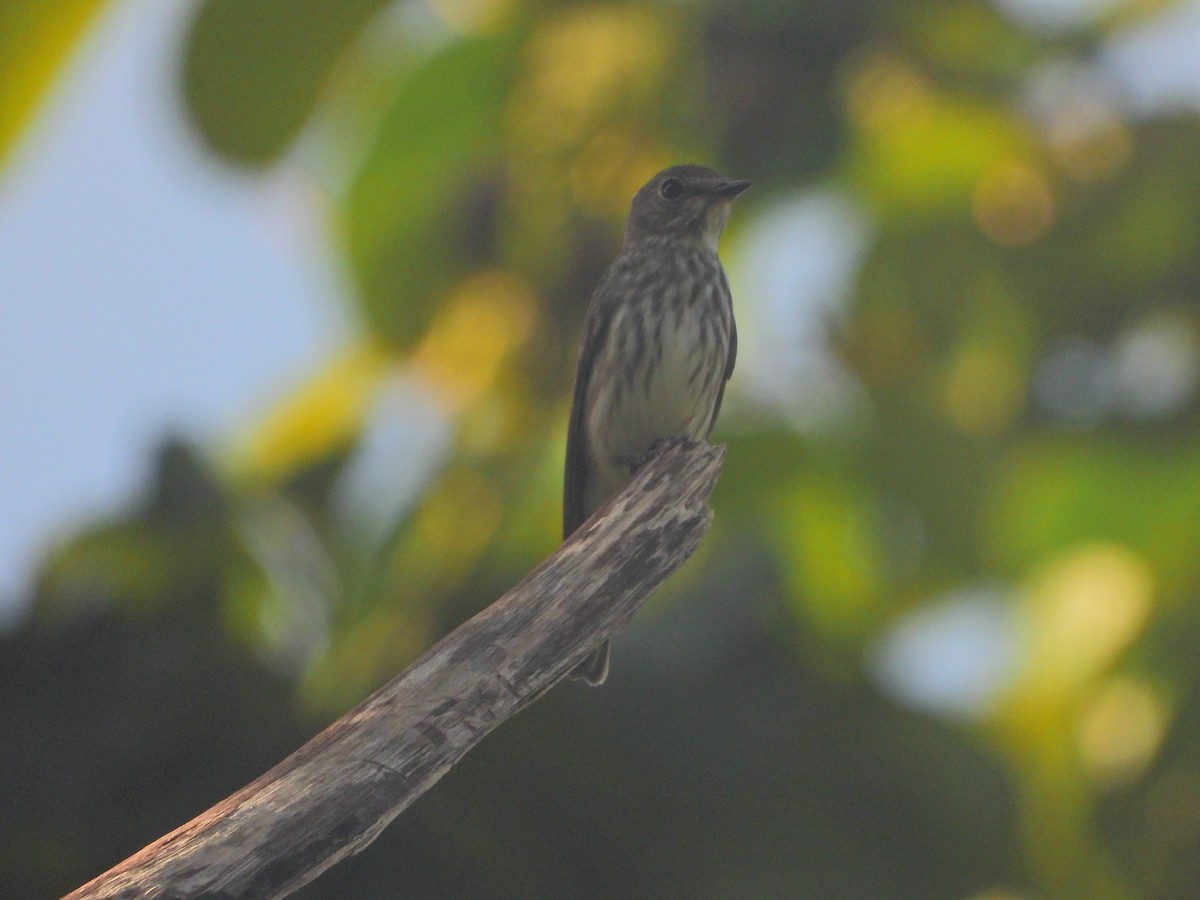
(563, 164), (750, 685)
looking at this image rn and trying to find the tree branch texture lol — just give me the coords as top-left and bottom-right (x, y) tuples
(65, 439), (725, 900)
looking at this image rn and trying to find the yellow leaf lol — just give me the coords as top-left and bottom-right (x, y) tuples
(411, 270), (537, 413)
(0, 0), (111, 170)
(231, 342), (392, 482)
(844, 50), (1036, 217)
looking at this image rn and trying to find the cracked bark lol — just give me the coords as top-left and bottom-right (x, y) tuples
(64, 439), (725, 900)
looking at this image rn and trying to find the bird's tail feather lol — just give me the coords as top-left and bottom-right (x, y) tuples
(570, 641), (610, 686)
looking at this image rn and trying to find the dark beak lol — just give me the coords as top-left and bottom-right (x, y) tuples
(711, 179), (751, 199)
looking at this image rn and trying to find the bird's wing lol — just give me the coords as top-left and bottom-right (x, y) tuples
(706, 278), (737, 437)
(563, 281), (617, 540)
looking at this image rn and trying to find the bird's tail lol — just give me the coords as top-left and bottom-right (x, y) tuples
(570, 640), (610, 686)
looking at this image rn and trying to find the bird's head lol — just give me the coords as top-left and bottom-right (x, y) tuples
(624, 164), (750, 252)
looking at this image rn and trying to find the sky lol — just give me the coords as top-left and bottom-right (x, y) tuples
(0, 0), (340, 612)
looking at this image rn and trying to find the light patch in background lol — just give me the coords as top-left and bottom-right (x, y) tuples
(333, 374), (454, 544)
(731, 189), (870, 434)
(1077, 675), (1169, 788)
(1017, 542), (1152, 698)
(994, 0), (1132, 33)
(237, 497), (340, 674)
(1024, 60), (1132, 185)
(0, 0), (339, 611)
(1031, 312), (1199, 427)
(1106, 1), (1200, 115)
(1032, 337), (1115, 426)
(1112, 309), (1200, 419)
(869, 586), (1023, 719)
(1010, 1), (1200, 124)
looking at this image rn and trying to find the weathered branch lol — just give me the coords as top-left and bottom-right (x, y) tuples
(65, 439), (725, 900)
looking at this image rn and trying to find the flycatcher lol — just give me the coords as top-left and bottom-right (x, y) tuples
(563, 164), (749, 685)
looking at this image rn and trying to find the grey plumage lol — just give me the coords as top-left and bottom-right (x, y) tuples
(563, 164), (749, 685)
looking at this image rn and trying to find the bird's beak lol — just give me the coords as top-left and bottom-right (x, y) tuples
(711, 179), (751, 199)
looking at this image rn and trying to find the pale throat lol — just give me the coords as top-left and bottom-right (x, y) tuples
(700, 200), (732, 254)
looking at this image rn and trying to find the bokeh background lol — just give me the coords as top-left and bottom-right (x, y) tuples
(4, 0), (1200, 897)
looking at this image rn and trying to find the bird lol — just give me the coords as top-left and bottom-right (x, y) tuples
(563, 164), (750, 685)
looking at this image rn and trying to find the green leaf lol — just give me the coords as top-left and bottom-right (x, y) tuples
(180, 0), (391, 166)
(341, 32), (520, 345)
(984, 436), (1200, 593)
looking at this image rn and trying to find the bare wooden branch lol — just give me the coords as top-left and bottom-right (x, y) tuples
(65, 439), (725, 900)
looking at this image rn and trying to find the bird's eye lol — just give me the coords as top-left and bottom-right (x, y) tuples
(659, 177), (684, 201)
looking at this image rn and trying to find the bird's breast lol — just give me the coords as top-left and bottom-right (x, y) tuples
(585, 269), (730, 494)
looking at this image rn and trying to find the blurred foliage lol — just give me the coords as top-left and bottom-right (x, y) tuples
(6, 0), (1200, 897)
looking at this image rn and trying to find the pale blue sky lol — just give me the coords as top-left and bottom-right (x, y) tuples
(0, 0), (341, 610)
